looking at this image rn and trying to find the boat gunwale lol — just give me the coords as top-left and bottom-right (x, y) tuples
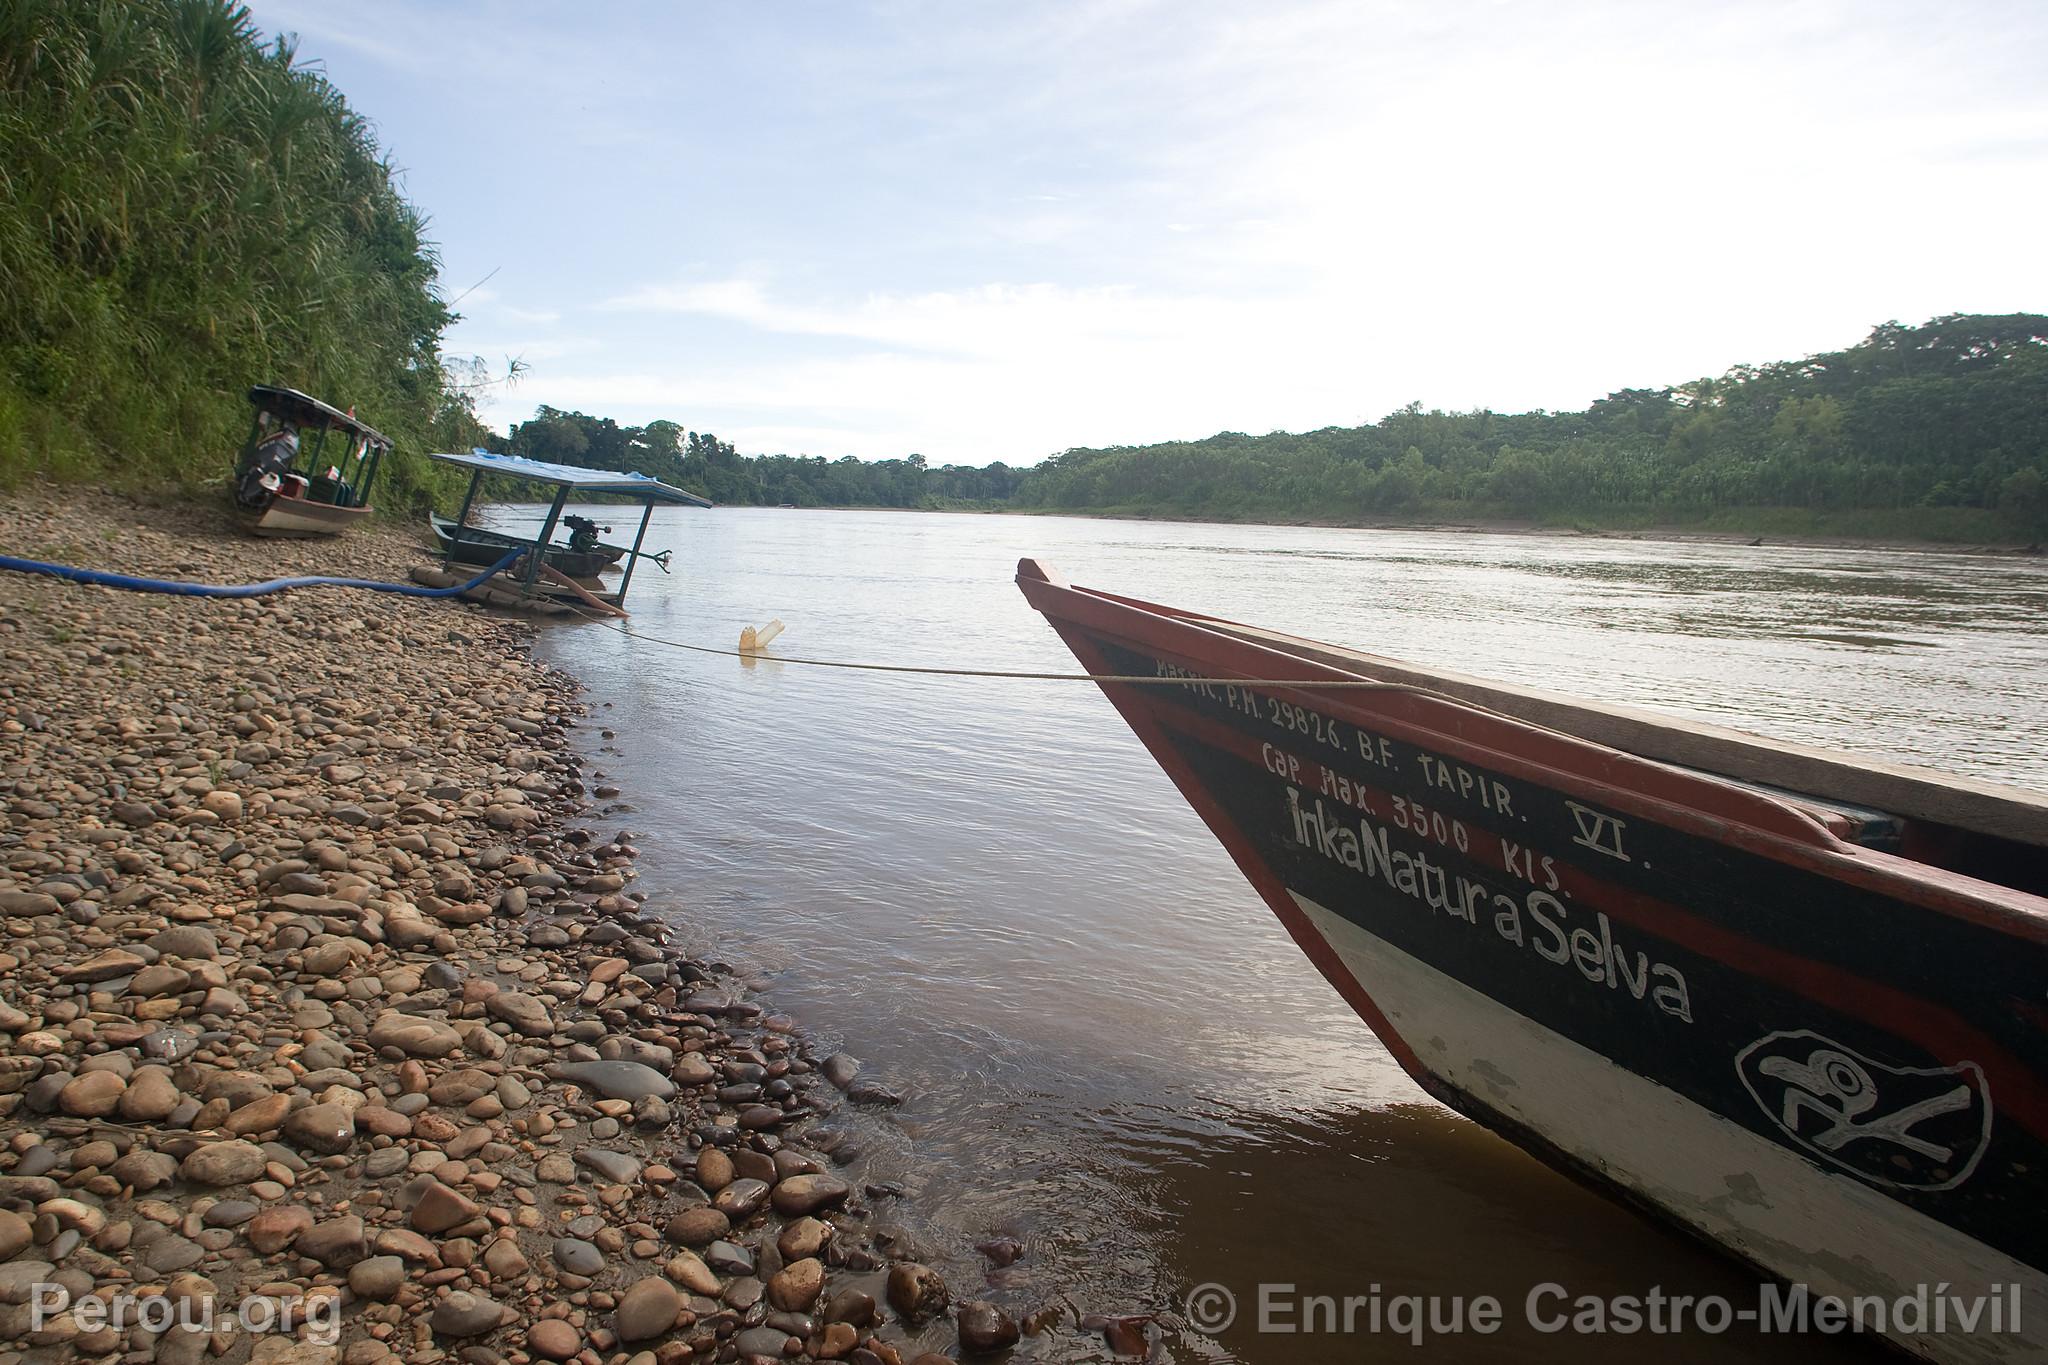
(1016, 558), (2048, 935)
(1026, 563), (2048, 847)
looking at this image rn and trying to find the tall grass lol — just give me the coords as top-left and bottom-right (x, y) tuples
(0, 0), (483, 508)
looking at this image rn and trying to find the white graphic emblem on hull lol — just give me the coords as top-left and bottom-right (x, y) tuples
(1736, 1031), (1993, 1192)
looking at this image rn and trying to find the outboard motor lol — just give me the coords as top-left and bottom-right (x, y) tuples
(235, 427), (299, 508)
(563, 514), (610, 554)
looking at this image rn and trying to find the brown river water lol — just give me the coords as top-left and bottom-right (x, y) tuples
(504, 506), (2048, 1363)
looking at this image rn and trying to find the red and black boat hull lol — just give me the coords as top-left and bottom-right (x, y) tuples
(1018, 560), (2048, 1365)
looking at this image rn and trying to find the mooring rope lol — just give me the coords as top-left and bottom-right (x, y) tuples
(558, 604), (1431, 692)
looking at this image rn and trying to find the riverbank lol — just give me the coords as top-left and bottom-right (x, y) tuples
(974, 503), (2042, 557)
(0, 489), (1013, 1364)
(708, 501), (2040, 558)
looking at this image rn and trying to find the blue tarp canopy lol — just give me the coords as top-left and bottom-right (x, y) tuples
(429, 448), (713, 507)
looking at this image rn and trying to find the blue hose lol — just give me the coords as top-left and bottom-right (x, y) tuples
(0, 547), (526, 598)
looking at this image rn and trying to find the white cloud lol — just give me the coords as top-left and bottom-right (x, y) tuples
(305, 0), (2048, 463)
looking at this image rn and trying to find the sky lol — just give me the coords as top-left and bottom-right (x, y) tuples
(249, 0), (2048, 468)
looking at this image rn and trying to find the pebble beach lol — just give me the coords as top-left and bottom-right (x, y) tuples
(0, 489), (1019, 1365)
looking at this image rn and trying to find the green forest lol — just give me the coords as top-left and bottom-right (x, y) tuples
(0, 0), (490, 504)
(1, 3), (2042, 543)
(508, 313), (2048, 542)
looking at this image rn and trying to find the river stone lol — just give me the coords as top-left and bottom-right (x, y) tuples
(670, 1053), (716, 1086)
(144, 1234), (205, 1273)
(300, 941), (352, 977)
(825, 1287), (877, 1326)
(431, 1289), (508, 1337)
(111, 1150), (179, 1193)
(552, 1238), (604, 1276)
(0, 1210), (28, 1260)
(527, 1319), (581, 1360)
(202, 1199), (258, 1227)
(977, 1236), (1024, 1267)
(181, 1140), (267, 1186)
(368, 1012), (463, 1058)
(426, 1068), (495, 1107)
(958, 1300), (1022, 1353)
(129, 963), (191, 997)
(11, 1149), (55, 1178)
(778, 1217), (833, 1261)
(282, 1102), (355, 1154)
(614, 1276), (684, 1341)
(365, 1147), (409, 1178)
(713, 1177), (769, 1218)
(664, 1206), (729, 1246)
(119, 1067), (180, 1121)
(848, 1079), (903, 1106)
(485, 990), (553, 1037)
(0, 1262), (57, 1304)
(573, 1148), (641, 1184)
(664, 1249), (720, 1294)
(411, 1180), (479, 1234)
(704, 1239), (754, 1276)
(148, 926), (217, 960)
(246, 1205), (313, 1253)
(58, 1071), (126, 1117)
(888, 1262), (949, 1324)
(349, 1255), (405, 1300)
(225, 1093), (291, 1135)
(547, 1060), (675, 1102)
(142, 1027), (198, 1062)
(736, 1326), (799, 1358)
(297, 1216), (367, 1269)
(693, 1147), (734, 1191)
(484, 1239), (528, 1279)
(767, 1257), (825, 1312)
(770, 1173), (850, 1216)
(58, 947), (146, 983)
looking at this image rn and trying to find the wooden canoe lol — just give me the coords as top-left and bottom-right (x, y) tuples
(1018, 558), (2048, 1365)
(428, 512), (616, 578)
(241, 495), (372, 539)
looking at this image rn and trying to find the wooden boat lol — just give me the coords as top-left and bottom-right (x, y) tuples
(428, 510), (639, 566)
(232, 386), (388, 537)
(424, 449), (709, 615)
(1017, 559), (2048, 1365)
(428, 512), (615, 579)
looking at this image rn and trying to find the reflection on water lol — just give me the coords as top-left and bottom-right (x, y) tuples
(1153, 1105), (1879, 1364)
(522, 508), (2048, 1362)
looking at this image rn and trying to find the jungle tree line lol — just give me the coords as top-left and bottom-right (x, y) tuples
(0, 0), (495, 498)
(508, 314), (2048, 536)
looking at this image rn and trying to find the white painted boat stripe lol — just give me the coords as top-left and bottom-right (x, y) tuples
(1289, 889), (2046, 1365)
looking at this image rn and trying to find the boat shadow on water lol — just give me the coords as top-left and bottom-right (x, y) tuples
(1151, 1102), (1882, 1364)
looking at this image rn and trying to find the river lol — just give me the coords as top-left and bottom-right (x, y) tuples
(504, 505), (2048, 1362)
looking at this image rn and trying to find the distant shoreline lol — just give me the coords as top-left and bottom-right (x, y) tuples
(683, 502), (2045, 559)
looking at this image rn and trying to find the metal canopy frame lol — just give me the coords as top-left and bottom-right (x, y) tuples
(242, 386), (390, 511)
(428, 448), (710, 504)
(427, 448), (711, 611)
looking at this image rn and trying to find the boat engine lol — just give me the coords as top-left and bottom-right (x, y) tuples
(235, 428), (300, 508)
(563, 515), (611, 554)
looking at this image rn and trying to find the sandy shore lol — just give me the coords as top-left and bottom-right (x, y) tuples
(0, 490), (1014, 1364)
